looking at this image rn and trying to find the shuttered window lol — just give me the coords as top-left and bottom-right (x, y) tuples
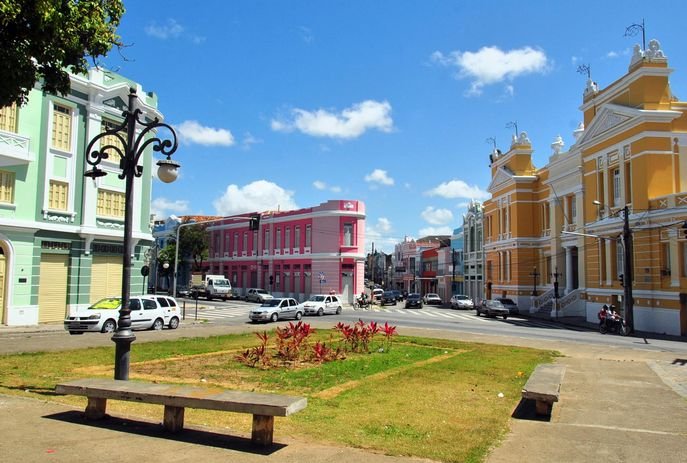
(0, 104), (18, 133)
(52, 104), (72, 151)
(48, 180), (69, 210)
(0, 170), (15, 203)
(97, 189), (125, 218)
(101, 118), (125, 154)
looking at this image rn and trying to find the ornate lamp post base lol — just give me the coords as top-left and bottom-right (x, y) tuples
(112, 330), (136, 380)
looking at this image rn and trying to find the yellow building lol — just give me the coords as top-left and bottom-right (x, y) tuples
(484, 39), (687, 336)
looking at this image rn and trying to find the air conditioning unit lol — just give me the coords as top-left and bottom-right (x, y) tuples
(293, 248), (299, 255)
(274, 250), (281, 255)
(241, 251), (247, 257)
(283, 249), (290, 255)
(232, 252), (237, 257)
(223, 252), (229, 258)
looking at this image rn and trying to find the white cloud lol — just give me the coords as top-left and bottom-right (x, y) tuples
(151, 197), (189, 219)
(365, 169), (394, 186)
(299, 26), (314, 43)
(421, 207), (454, 225)
(145, 19), (184, 39)
(431, 46), (550, 96)
(271, 100), (393, 139)
(426, 180), (489, 200)
(418, 226), (453, 236)
(213, 180), (298, 216)
(241, 132), (262, 150)
(606, 51), (618, 58)
(176, 120), (235, 146)
(366, 218), (396, 253)
(313, 180), (342, 193)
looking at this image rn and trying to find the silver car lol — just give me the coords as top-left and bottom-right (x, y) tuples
(450, 294), (474, 310)
(249, 298), (303, 323)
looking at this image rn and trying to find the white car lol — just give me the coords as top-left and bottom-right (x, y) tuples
(249, 298), (303, 323)
(302, 294), (342, 316)
(64, 295), (181, 334)
(450, 294), (474, 310)
(245, 288), (274, 303)
(422, 293), (442, 305)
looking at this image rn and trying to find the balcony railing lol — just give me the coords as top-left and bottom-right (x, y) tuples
(0, 130), (33, 165)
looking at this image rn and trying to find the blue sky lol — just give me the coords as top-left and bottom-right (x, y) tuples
(103, 1), (687, 253)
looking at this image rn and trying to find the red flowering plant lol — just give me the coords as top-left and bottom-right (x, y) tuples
(275, 321), (315, 365)
(380, 322), (398, 352)
(235, 331), (271, 368)
(335, 319), (382, 353)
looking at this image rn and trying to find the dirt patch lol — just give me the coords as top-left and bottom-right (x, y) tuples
(314, 350), (466, 399)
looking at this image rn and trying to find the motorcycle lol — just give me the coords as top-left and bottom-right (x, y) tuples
(599, 316), (630, 336)
(354, 296), (370, 309)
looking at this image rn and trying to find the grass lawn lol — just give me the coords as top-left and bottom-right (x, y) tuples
(0, 328), (558, 463)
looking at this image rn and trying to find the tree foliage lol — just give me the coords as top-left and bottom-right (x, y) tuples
(169, 220), (209, 273)
(0, 0), (125, 107)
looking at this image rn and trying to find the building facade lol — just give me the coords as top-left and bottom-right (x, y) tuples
(450, 226), (465, 296)
(391, 235), (448, 295)
(483, 39), (687, 335)
(463, 201), (485, 303)
(0, 69), (160, 325)
(205, 200), (365, 304)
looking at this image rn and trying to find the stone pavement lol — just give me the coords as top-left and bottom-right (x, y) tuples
(0, 324), (686, 462)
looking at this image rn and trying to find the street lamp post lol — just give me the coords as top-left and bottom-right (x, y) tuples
(84, 88), (179, 380)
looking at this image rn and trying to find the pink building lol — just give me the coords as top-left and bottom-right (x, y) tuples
(207, 200), (366, 304)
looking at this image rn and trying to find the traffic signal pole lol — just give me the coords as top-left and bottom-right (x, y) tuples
(622, 205), (635, 333)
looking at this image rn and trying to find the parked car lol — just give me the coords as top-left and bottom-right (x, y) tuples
(405, 293), (423, 309)
(495, 297), (519, 315)
(391, 290), (404, 301)
(249, 298), (303, 323)
(450, 294), (474, 310)
(302, 294), (343, 316)
(423, 293), (442, 305)
(476, 299), (510, 319)
(380, 291), (397, 306)
(64, 295), (181, 334)
(245, 288), (273, 303)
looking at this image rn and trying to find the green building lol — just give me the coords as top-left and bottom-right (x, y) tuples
(0, 69), (161, 325)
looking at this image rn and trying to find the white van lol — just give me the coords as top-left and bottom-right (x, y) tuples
(372, 288), (384, 303)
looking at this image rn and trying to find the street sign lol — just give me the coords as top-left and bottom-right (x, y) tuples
(318, 272), (326, 282)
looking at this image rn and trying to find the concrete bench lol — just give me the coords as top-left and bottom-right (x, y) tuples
(55, 378), (307, 446)
(521, 363), (566, 416)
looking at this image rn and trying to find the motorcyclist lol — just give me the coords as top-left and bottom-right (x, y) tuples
(598, 304), (609, 328)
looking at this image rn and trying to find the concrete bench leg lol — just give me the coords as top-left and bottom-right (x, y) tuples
(85, 397), (107, 420)
(535, 400), (552, 416)
(163, 405), (185, 433)
(251, 414), (274, 446)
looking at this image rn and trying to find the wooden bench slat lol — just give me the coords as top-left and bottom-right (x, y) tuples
(56, 378), (307, 417)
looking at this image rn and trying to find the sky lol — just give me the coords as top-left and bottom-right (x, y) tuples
(102, 0), (687, 253)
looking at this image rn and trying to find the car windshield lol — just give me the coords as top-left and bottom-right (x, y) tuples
(256, 289), (268, 294)
(488, 300), (505, 308)
(309, 295), (325, 302)
(214, 279), (230, 286)
(261, 299), (281, 307)
(408, 294), (421, 300)
(500, 298), (515, 304)
(89, 298), (121, 310)
(454, 295), (469, 300)
(383, 291), (394, 296)
(427, 294), (439, 298)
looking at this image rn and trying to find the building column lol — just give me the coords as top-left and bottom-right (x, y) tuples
(565, 246), (574, 293)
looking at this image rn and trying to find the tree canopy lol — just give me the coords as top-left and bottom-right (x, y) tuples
(0, 0), (125, 107)
(167, 220), (209, 273)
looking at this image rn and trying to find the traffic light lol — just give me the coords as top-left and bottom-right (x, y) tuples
(682, 221), (687, 239)
(248, 214), (260, 231)
(269, 275), (274, 286)
(618, 274), (624, 287)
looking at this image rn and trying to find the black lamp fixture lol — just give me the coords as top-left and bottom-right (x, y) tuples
(84, 88), (179, 380)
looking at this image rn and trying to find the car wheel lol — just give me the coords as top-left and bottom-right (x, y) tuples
(222, 297), (227, 301)
(169, 317), (180, 330)
(270, 313), (278, 323)
(152, 318), (164, 330)
(336, 306), (342, 314)
(502, 315), (508, 320)
(101, 319), (117, 333)
(475, 309), (480, 317)
(317, 308), (324, 316)
(207, 294), (212, 301)
(69, 331), (83, 335)
(295, 311), (303, 320)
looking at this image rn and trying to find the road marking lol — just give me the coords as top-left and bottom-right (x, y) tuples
(561, 423), (687, 436)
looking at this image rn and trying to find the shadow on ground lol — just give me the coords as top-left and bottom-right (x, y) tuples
(43, 410), (285, 455)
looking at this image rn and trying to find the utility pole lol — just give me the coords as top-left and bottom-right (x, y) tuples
(371, 242), (375, 286)
(452, 248), (456, 295)
(551, 267), (562, 318)
(622, 206), (635, 332)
